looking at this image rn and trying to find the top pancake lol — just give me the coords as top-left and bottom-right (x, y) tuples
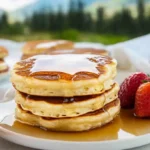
(0, 59), (8, 72)
(11, 54), (117, 96)
(0, 46), (8, 59)
(22, 40), (74, 55)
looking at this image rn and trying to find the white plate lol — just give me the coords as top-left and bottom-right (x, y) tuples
(1, 70), (150, 150)
(1, 40), (150, 150)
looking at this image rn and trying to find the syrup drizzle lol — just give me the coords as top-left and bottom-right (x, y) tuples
(16, 54), (114, 81)
(19, 84), (115, 104)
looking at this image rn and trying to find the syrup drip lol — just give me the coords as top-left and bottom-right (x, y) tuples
(20, 84), (115, 104)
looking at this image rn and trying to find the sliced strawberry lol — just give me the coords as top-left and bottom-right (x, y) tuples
(134, 82), (150, 117)
(119, 72), (147, 109)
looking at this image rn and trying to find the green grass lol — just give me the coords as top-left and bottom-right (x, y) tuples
(0, 32), (131, 45)
(79, 33), (131, 44)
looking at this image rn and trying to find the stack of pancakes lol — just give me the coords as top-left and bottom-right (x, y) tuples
(11, 54), (120, 132)
(21, 40), (108, 59)
(0, 46), (9, 80)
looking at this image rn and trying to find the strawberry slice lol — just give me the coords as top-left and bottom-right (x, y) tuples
(119, 72), (147, 109)
(134, 82), (150, 117)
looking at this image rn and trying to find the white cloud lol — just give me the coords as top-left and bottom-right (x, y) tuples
(0, 0), (37, 11)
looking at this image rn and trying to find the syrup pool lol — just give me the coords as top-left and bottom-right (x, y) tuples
(1, 109), (150, 142)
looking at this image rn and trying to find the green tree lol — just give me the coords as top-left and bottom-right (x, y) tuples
(120, 8), (135, 34)
(8, 22), (24, 34)
(137, 0), (146, 34)
(48, 12), (57, 31)
(109, 12), (122, 34)
(84, 13), (93, 32)
(0, 12), (9, 33)
(29, 13), (40, 31)
(109, 8), (135, 35)
(96, 7), (105, 33)
(76, 0), (85, 31)
(67, 0), (77, 29)
(55, 6), (66, 32)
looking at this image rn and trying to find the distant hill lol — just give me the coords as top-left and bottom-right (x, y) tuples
(7, 0), (150, 23)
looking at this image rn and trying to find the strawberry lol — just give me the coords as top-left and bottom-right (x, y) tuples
(119, 72), (147, 109)
(134, 82), (150, 117)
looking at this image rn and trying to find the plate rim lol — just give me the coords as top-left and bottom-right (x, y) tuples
(0, 124), (150, 144)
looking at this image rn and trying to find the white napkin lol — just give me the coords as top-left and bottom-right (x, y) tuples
(107, 34), (150, 73)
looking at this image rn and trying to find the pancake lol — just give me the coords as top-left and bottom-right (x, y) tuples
(15, 83), (119, 118)
(0, 59), (9, 80)
(21, 54), (35, 60)
(21, 48), (108, 60)
(0, 59), (8, 71)
(22, 40), (74, 55)
(11, 54), (117, 97)
(15, 98), (120, 132)
(48, 48), (108, 55)
(0, 46), (8, 59)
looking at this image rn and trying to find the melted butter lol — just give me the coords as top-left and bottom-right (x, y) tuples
(36, 40), (67, 49)
(1, 110), (150, 142)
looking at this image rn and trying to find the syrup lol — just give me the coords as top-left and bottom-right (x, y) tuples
(1, 110), (150, 142)
(20, 84), (115, 104)
(16, 54), (113, 81)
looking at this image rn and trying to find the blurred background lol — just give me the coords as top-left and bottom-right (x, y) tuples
(0, 0), (149, 44)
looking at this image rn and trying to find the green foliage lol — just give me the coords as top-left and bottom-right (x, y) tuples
(0, 0), (150, 39)
(96, 7), (105, 33)
(7, 22), (24, 34)
(55, 29), (79, 41)
(0, 12), (9, 34)
(137, 0), (146, 34)
(0, 32), (131, 44)
(26, 0), (149, 36)
(79, 33), (130, 44)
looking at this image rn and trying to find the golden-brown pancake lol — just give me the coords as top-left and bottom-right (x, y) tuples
(0, 59), (9, 80)
(0, 46), (8, 59)
(15, 99), (120, 132)
(49, 48), (108, 55)
(0, 59), (8, 71)
(15, 83), (119, 118)
(0, 58), (9, 81)
(22, 40), (74, 55)
(11, 54), (117, 97)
